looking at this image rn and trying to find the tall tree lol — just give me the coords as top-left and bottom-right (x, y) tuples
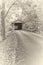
(1, 0), (5, 40)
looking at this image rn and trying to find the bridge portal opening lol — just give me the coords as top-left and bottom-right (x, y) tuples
(11, 20), (23, 30)
(14, 23), (22, 30)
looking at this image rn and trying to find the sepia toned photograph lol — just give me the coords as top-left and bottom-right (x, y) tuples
(0, 0), (43, 65)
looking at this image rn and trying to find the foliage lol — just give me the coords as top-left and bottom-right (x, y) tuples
(0, 0), (42, 33)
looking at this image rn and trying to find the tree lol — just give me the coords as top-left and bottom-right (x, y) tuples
(1, 0), (16, 40)
(5, 0), (40, 33)
(1, 0), (5, 40)
(1, 0), (41, 39)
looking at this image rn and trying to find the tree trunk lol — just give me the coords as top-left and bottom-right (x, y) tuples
(1, 0), (5, 40)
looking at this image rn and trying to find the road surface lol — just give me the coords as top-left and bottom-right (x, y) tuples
(15, 30), (43, 65)
(0, 30), (43, 65)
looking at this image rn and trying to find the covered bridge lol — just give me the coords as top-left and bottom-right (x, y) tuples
(11, 20), (23, 30)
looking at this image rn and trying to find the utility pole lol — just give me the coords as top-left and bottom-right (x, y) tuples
(1, 0), (5, 40)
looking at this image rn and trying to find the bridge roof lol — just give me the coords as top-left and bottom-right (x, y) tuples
(13, 19), (23, 23)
